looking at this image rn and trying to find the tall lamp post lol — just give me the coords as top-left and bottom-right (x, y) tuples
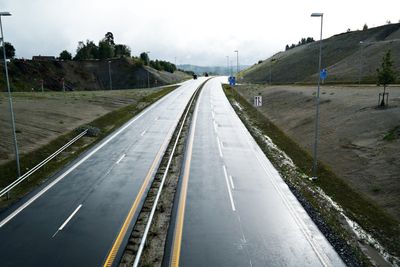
(146, 51), (150, 88)
(311, 12), (323, 180)
(234, 50), (239, 81)
(108, 60), (112, 90)
(1, 12), (20, 178)
(358, 41), (364, 84)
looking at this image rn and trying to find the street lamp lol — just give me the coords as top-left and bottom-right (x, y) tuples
(108, 60), (112, 90)
(310, 12), (323, 180)
(1, 12), (21, 178)
(359, 41), (363, 84)
(234, 50), (239, 80)
(146, 51), (150, 88)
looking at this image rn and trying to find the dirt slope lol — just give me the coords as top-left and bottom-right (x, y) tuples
(237, 84), (400, 221)
(0, 57), (189, 91)
(0, 88), (162, 165)
(243, 23), (400, 84)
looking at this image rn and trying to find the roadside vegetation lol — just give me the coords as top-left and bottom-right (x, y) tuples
(0, 86), (177, 210)
(223, 84), (400, 266)
(0, 32), (190, 91)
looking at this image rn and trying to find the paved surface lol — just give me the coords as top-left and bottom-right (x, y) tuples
(0, 78), (205, 267)
(166, 78), (345, 267)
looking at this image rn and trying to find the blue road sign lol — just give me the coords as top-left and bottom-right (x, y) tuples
(320, 69), (328, 80)
(229, 76), (236, 86)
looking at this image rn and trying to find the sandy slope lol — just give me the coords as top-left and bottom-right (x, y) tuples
(237, 84), (400, 220)
(0, 88), (161, 165)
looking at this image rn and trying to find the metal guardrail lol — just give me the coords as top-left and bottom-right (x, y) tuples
(132, 79), (205, 267)
(0, 129), (88, 198)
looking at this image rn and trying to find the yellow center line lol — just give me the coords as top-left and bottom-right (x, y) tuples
(170, 87), (203, 267)
(103, 125), (175, 267)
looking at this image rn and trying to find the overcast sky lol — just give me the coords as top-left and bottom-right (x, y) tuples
(1, 0), (399, 66)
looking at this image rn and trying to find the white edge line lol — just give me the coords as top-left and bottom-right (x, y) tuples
(213, 121), (218, 133)
(228, 175), (235, 190)
(235, 96), (331, 266)
(218, 82), (331, 266)
(0, 92), (166, 228)
(216, 136), (223, 158)
(59, 204), (82, 231)
(254, 150), (330, 267)
(222, 165), (236, 211)
(116, 154), (126, 164)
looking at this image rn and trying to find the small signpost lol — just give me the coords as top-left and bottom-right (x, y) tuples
(254, 95), (262, 121)
(254, 95), (262, 107)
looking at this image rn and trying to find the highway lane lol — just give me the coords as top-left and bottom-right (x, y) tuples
(0, 78), (206, 267)
(166, 78), (345, 267)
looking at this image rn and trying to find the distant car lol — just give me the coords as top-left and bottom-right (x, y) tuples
(193, 74), (198, 79)
(204, 72), (209, 77)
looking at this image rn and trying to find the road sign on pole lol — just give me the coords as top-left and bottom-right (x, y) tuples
(254, 95), (262, 107)
(320, 69), (328, 80)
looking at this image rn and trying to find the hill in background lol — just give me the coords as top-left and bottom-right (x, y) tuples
(242, 23), (400, 84)
(0, 57), (189, 92)
(178, 64), (249, 75)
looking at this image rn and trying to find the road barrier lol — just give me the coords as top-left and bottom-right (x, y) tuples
(132, 80), (206, 267)
(0, 129), (88, 199)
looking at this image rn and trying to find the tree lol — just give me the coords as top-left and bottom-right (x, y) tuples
(285, 44), (289, 51)
(306, 37), (314, 43)
(150, 59), (162, 71)
(98, 40), (114, 59)
(59, 50), (72, 60)
(376, 49), (396, 107)
(140, 52), (149, 65)
(74, 40), (99, 60)
(114, 44), (131, 57)
(0, 42), (15, 59)
(104, 32), (115, 45)
(363, 23), (368, 30)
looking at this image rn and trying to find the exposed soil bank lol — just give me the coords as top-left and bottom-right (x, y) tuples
(237, 84), (400, 221)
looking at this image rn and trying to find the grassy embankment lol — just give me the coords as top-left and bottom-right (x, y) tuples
(0, 86), (177, 209)
(223, 84), (400, 263)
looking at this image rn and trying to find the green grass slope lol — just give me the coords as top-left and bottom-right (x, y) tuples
(243, 23), (400, 84)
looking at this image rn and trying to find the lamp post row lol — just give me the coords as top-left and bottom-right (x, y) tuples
(2, 11), (326, 183)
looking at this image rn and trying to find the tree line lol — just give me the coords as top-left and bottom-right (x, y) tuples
(60, 32), (131, 60)
(56, 32), (177, 73)
(285, 37), (315, 51)
(139, 52), (176, 73)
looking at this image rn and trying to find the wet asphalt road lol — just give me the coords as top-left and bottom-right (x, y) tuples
(0, 78), (206, 267)
(166, 78), (346, 267)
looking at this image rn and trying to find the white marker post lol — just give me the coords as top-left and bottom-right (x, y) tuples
(254, 95), (262, 122)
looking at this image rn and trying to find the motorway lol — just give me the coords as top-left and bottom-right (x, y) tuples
(0, 78), (206, 267)
(165, 78), (345, 267)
